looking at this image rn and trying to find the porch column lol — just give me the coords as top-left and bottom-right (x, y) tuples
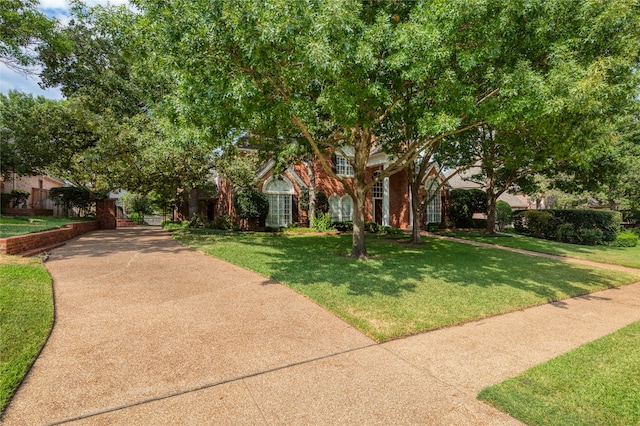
(382, 165), (390, 227)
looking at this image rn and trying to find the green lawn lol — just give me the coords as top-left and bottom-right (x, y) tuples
(0, 216), (92, 238)
(173, 230), (640, 342)
(0, 256), (54, 414)
(479, 320), (640, 425)
(439, 230), (640, 269)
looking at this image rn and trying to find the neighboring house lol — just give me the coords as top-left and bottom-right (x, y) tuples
(445, 167), (530, 212)
(180, 149), (448, 230)
(0, 173), (66, 215)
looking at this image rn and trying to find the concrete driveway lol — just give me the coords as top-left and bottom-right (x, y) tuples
(3, 228), (640, 425)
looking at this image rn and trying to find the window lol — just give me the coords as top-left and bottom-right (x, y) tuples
(329, 194), (353, 222)
(335, 155), (354, 177)
(424, 178), (441, 224)
(372, 172), (383, 199)
(263, 177), (293, 227)
(341, 196), (353, 222)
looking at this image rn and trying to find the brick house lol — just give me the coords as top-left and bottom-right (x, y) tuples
(0, 173), (66, 216)
(183, 149), (447, 230)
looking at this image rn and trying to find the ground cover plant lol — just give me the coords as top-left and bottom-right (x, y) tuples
(439, 230), (640, 269)
(173, 230), (640, 342)
(0, 256), (53, 414)
(0, 216), (92, 238)
(479, 320), (640, 425)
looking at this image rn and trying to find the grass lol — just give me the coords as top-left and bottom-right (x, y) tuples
(0, 216), (92, 238)
(479, 320), (640, 425)
(439, 229), (640, 269)
(173, 230), (640, 342)
(0, 255), (54, 415)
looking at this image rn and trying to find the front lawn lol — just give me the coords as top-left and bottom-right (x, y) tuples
(0, 256), (54, 414)
(439, 230), (640, 269)
(479, 320), (640, 425)
(0, 216), (92, 238)
(173, 230), (640, 342)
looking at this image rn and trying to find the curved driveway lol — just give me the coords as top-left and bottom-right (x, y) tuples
(3, 228), (640, 425)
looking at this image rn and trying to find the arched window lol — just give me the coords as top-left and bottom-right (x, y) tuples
(328, 194), (353, 222)
(341, 195), (353, 222)
(329, 194), (341, 222)
(424, 177), (441, 224)
(263, 177), (294, 227)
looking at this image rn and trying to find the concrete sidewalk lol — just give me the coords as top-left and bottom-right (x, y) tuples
(3, 228), (640, 425)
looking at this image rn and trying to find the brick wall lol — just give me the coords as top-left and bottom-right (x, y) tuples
(0, 220), (99, 255)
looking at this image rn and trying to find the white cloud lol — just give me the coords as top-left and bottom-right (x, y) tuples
(0, 65), (63, 99)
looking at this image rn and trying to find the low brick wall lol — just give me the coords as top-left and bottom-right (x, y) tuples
(3, 208), (54, 216)
(0, 220), (99, 255)
(116, 218), (137, 227)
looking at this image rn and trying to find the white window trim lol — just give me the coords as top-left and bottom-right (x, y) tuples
(335, 154), (354, 178)
(263, 176), (294, 227)
(329, 194), (353, 222)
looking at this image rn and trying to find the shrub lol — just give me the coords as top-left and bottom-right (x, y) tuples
(365, 222), (379, 233)
(49, 187), (94, 215)
(299, 190), (330, 214)
(575, 228), (604, 246)
(426, 222), (440, 232)
(333, 221), (353, 232)
(382, 226), (403, 236)
(128, 212), (146, 225)
(312, 212), (334, 232)
(496, 200), (512, 230)
(523, 210), (557, 239)
(551, 209), (621, 242)
(7, 189), (30, 208)
(213, 215), (233, 230)
(448, 188), (487, 228)
(611, 230), (638, 247)
(233, 188), (269, 221)
(555, 223), (575, 243)
(513, 210), (527, 234)
(471, 219), (488, 229)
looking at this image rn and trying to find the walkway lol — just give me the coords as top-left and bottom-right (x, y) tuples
(3, 228), (640, 425)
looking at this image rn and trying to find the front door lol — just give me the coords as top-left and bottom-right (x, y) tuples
(374, 198), (383, 224)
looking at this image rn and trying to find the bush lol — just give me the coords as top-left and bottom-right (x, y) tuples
(496, 200), (512, 230)
(471, 218), (488, 229)
(555, 223), (575, 243)
(213, 215), (233, 230)
(299, 190), (330, 214)
(523, 210), (557, 239)
(611, 230), (638, 247)
(516, 209), (620, 245)
(233, 188), (269, 221)
(49, 186), (94, 215)
(128, 212), (146, 225)
(621, 209), (640, 227)
(6, 190), (30, 208)
(365, 222), (379, 233)
(333, 221), (353, 232)
(312, 212), (334, 232)
(426, 222), (440, 232)
(382, 226), (403, 236)
(513, 210), (527, 234)
(448, 188), (487, 228)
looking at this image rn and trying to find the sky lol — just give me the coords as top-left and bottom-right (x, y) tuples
(0, 0), (129, 100)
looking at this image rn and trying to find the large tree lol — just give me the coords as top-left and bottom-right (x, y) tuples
(0, 0), (55, 71)
(136, 0), (640, 258)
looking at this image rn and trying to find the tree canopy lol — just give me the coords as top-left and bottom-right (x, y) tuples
(135, 0), (640, 258)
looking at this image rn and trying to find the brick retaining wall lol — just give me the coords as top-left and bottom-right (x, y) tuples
(0, 220), (99, 255)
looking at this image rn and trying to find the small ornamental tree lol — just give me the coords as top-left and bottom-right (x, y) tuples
(49, 187), (94, 217)
(233, 188), (269, 230)
(496, 200), (513, 231)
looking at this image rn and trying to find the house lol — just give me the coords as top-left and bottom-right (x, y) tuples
(181, 149), (448, 230)
(0, 173), (66, 216)
(444, 167), (530, 212)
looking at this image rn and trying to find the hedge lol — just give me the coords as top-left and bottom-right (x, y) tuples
(513, 209), (621, 245)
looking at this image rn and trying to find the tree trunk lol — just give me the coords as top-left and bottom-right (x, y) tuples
(349, 131), (370, 259)
(486, 188), (497, 234)
(350, 183), (368, 259)
(188, 188), (199, 218)
(406, 162), (422, 243)
(306, 158), (316, 228)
